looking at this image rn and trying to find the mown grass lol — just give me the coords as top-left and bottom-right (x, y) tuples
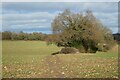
(2, 41), (118, 78)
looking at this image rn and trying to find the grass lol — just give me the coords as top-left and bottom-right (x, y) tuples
(2, 41), (118, 78)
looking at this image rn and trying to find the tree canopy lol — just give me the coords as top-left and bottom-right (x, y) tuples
(47, 9), (114, 53)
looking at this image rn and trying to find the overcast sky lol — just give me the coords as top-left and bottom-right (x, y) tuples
(1, 2), (118, 34)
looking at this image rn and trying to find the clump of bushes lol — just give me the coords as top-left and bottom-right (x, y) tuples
(77, 45), (86, 53)
(60, 47), (79, 54)
(97, 44), (112, 52)
(51, 47), (79, 55)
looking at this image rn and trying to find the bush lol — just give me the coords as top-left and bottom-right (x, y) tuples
(97, 43), (111, 52)
(77, 45), (86, 53)
(60, 47), (79, 54)
(51, 52), (59, 55)
(77, 45), (98, 53)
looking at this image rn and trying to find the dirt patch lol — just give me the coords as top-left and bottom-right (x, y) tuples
(43, 55), (66, 78)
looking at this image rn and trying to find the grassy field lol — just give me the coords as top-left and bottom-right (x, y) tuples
(2, 41), (118, 78)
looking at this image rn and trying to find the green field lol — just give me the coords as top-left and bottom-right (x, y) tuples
(2, 41), (118, 78)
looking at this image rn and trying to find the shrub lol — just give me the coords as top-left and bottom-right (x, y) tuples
(97, 43), (111, 52)
(60, 47), (79, 54)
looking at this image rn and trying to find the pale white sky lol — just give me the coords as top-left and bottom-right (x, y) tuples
(1, 0), (119, 2)
(0, 0), (119, 34)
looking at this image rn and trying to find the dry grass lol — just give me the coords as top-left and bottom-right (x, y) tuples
(2, 41), (118, 78)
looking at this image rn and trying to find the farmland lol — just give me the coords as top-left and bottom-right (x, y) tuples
(2, 41), (118, 78)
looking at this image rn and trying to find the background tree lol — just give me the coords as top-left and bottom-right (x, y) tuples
(2, 31), (12, 40)
(113, 33), (120, 42)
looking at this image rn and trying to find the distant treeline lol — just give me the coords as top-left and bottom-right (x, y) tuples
(113, 33), (120, 42)
(0, 31), (48, 41)
(0, 31), (120, 41)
